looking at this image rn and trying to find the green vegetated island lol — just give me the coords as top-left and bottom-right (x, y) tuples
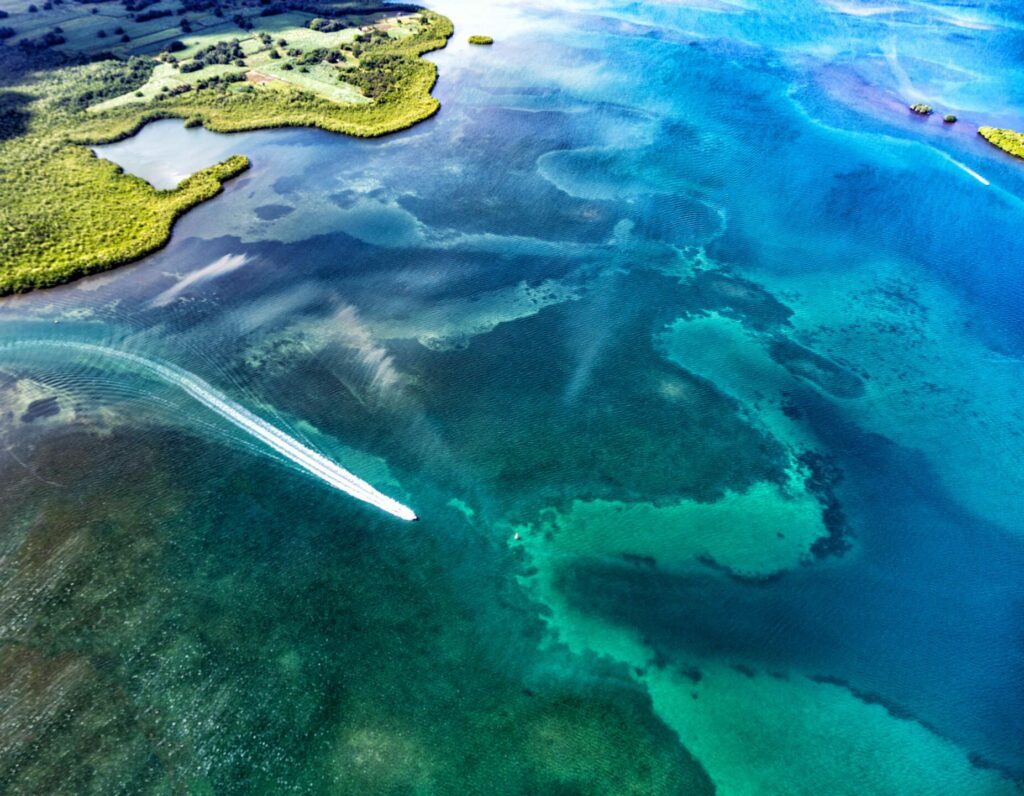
(0, 0), (453, 294)
(978, 127), (1024, 160)
(907, 101), (1024, 163)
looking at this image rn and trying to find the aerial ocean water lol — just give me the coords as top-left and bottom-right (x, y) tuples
(2, 0), (1024, 792)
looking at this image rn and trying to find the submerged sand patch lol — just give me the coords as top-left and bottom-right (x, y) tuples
(648, 663), (1017, 796)
(520, 534), (1017, 796)
(520, 468), (828, 580)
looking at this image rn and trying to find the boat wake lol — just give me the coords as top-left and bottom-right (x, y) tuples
(2, 340), (417, 521)
(941, 152), (991, 186)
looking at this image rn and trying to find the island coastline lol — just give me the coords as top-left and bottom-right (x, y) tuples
(0, 2), (453, 295)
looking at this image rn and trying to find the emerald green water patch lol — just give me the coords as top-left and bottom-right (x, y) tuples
(659, 308), (864, 404)
(646, 664), (1018, 796)
(516, 468), (828, 580)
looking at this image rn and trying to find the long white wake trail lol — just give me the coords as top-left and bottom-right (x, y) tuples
(5, 341), (417, 521)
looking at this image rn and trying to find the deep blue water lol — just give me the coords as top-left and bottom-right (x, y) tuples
(2, 0), (1024, 792)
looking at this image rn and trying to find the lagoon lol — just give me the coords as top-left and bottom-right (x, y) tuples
(94, 119), (249, 189)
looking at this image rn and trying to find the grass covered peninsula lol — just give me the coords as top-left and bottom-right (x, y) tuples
(0, 0), (453, 294)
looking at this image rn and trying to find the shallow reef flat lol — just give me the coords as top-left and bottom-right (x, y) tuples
(0, 425), (713, 793)
(647, 664), (1019, 796)
(521, 541), (1018, 795)
(740, 255), (1024, 533)
(514, 476), (829, 582)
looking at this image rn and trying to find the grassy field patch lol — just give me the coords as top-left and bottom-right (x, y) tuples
(257, 60), (369, 104)
(245, 12), (361, 50)
(144, 22), (252, 59)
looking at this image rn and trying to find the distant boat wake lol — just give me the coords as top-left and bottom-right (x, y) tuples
(940, 152), (991, 186)
(2, 340), (417, 521)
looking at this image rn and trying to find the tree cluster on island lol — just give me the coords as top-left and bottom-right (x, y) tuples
(906, 100), (1024, 164)
(978, 127), (1024, 161)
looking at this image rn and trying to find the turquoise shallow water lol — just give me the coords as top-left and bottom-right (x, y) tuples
(3, 0), (1024, 792)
